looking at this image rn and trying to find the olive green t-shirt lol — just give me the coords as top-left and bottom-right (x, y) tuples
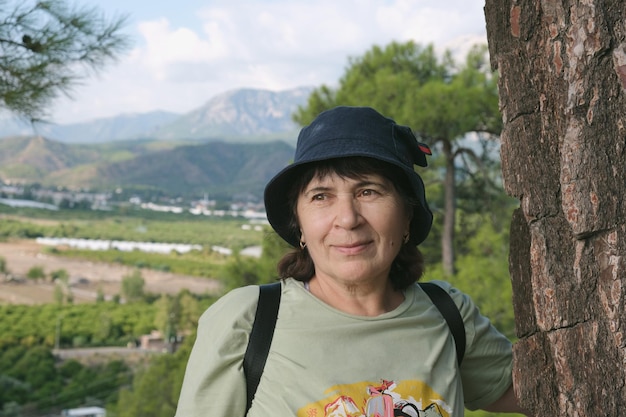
(175, 278), (513, 417)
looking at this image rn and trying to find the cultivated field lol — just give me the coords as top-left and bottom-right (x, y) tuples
(0, 239), (221, 305)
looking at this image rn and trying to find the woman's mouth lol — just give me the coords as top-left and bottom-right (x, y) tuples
(333, 241), (370, 255)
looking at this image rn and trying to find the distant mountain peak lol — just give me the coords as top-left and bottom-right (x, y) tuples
(0, 86), (312, 144)
(151, 86), (312, 141)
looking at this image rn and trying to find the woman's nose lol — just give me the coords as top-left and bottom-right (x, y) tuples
(334, 195), (361, 229)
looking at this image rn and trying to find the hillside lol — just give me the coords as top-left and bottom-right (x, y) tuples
(0, 136), (101, 182)
(0, 135), (295, 199)
(88, 140), (295, 198)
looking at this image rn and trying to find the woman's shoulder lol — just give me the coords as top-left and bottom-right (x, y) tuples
(417, 280), (466, 301)
(415, 280), (479, 321)
(198, 284), (262, 325)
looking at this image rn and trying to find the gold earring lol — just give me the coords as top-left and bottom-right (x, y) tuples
(403, 232), (410, 244)
(299, 241), (307, 250)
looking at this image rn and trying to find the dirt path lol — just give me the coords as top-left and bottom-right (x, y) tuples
(0, 239), (222, 304)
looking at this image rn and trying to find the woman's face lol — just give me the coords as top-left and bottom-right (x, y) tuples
(296, 170), (412, 287)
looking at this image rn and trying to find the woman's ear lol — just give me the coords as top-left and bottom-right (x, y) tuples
(299, 230), (307, 250)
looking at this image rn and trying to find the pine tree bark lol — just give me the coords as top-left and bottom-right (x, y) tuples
(442, 139), (457, 276)
(484, 0), (626, 415)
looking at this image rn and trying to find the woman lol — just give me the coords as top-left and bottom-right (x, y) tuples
(175, 106), (528, 417)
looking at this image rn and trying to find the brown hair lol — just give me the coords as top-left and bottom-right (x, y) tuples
(276, 157), (425, 290)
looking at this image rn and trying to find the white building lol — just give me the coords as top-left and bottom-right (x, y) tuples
(62, 406), (106, 417)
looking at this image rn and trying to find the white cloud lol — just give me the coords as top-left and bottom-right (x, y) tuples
(49, 0), (489, 124)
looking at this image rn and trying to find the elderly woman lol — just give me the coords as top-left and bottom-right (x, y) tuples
(175, 106), (527, 417)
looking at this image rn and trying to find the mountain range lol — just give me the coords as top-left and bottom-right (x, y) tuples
(0, 86), (312, 144)
(0, 135), (296, 201)
(0, 87), (314, 200)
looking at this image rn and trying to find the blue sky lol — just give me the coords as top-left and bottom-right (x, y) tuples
(49, 0), (489, 124)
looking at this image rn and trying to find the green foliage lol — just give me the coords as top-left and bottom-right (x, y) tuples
(121, 270), (145, 302)
(0, 256), (6, 274)
(466, 409), (525, 417)
(454, 224), (515, 339)
(151, 292), (213, 342)
(176, 290), (203, 333)
(0, 294), (216, 415)
(0, 218), (46, 239)
(0, 0), (131, 121)
(0, 212), (264, 248)
(220, 254), (266, 291)
(54, 247), (227, 278)
(51, 359), (131, 408)
(0, 346), (131, 413)
(53, 283), (65, 305)
(293, 42), (500, 137)
(26, 265), (45, 281)
(425, 213), (517, 339)
(52, 270), (73, 306)
(404, 45), (501, 140)
(0, 375), (29, 411)
(293, 42), (448, 124)
(50, 268), (68, 281)
(7, 346), (60, 394)
(153, 294), (179, 342)
(0, 302), (159, 350)
(115, 336), (193, 417)
(219, 231), (290, 291)
(96, 287), (106, 303)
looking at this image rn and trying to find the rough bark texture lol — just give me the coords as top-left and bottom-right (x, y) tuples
(442, 140), (457, 276)
(484, 0), (626, 415)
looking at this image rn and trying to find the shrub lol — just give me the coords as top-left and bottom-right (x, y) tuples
(26, 266), (45, 282)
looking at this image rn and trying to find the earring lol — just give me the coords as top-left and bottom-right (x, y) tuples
(403, 232), (410, 244)
(299, 241), (307, 250)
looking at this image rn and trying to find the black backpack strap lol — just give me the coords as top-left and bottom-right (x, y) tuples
(243, 282), (281, 413)
(419, 282), (466, 366)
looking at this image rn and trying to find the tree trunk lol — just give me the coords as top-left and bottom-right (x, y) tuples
(484, 0), (626, 415)
(442, 139), (457, 276)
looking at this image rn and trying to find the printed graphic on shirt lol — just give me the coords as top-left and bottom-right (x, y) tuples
(297, 379), (451, 417)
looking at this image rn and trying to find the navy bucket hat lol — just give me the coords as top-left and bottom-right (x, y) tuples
(264, 106), (433, 247)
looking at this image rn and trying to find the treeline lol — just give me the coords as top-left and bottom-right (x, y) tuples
(0, 290), (216, 416)
(1, 347), (131, 416)
(0, 291), (215, 351)
(1, 302), (155, 349)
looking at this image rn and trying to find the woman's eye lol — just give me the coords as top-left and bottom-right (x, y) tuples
(312, 193), (326, 201)
(361, 189), (377, 197)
